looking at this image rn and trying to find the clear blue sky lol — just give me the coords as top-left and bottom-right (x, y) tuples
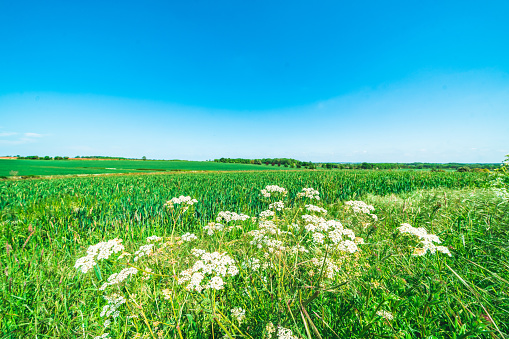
(1, 0), (508, 162)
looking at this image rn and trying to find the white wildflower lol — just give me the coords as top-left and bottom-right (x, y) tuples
(260, 185), (287, 198)
(376, 310), (394, 320)
(100, 295), (126, 319)
(216, 211), (250, 223)
(99, 267), (138, 290)
(231, 307), (246, 324)
(399, 223), (452, 257)
(277, 326), (299, 339)
(146, 235), (162, 242)
(181, 233), (198, 242)
(297, 187), (320, 200)
(164, 196), (198, 208)
(260, 210), (275, 218)
(305, 204), (327, 213)
(242, 258), (261, 271)
(203, 222), (224, 235)
(269, 201), (285, 211)
(75, 238), (124, 274)
(162, 289), (172, 300)
(178, 250), (238, 292)
(133, 244), (154, 262)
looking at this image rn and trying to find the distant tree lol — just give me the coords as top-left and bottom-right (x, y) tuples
(142, 156), (147, 160)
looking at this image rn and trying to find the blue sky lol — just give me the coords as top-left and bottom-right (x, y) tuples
(1, 0), (508, 162)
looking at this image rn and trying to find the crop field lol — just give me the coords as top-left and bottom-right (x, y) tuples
(0, 159), (293, 177)
(1, 169), (508, 338)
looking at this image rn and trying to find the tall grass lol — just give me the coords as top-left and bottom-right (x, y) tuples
(0, 171), (507, 338)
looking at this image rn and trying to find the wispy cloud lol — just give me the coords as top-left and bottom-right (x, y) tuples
(0, 131), (46, 145)
(24, 132), (44, 138)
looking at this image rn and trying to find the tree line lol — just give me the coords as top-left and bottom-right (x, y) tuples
(214, 158), (500, 171)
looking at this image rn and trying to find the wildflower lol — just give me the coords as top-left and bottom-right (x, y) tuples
(133, 244), (154, 262)
(260, 210), (275, 218)
(312, 232), (325, 244)
(181, 233), (198, 242)
(203, 222), (224, 235)
(146, 235), (162, 242)
(297, 187), (320, 200)
(242, 257), (261, 271)
(265, 322), (276, 337)
(277, 326), (299, 339)
(162, 289), (172, 300)
(231, 307), (246, 323)
(216, 211), (250, 223)
(164, 196), (198, 208)
(311, 257), (339, 279)
(142, 267), (153, 280)
(75, 238), (124, 274)
(260, 185), (287, 198)
(376, 310), (394, 320)
(100, 294), (126, 319)
(305, 204), (327, 213)
(269, 201), (285, 211)
(99, 267), (138, 290)
(399, 223), (452, 257)
(93, 334), (110, 339)
(178, 250), (238, 292)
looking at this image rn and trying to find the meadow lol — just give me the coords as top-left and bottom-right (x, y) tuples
(1, 169), (508, 338)
(0, 159), (293, 177)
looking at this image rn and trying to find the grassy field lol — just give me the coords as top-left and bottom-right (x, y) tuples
(1, 170), (507, 338)
(0, 159), (295, 177)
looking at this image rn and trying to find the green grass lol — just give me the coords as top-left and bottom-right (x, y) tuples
(0, 171), (506, 338)
(0, 159), (296, 177)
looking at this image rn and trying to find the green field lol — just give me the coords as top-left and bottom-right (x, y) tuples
(0, 159), (295, 177)
(1, 169), (508, 338)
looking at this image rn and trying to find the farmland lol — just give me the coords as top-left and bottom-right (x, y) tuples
(1, 169), (508, 338)
(0, 159), (294, 177)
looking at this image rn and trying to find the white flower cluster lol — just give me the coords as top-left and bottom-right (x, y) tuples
(297, 187), (320, 200)
(260, 185), (287, 198)
(93, 334), (110, 339)
(248, 220), (291, 252)
(305, 204), (327, 213)
(242, 257), (261, 271)
(276, 326), (299, 339)
(376, 310), (394, 320)
(311, 257), (339, 279)
(259, 210), (275, 218)
(216, 211), (250, 223)
(231, 307), (246, 323)
(178, 251), (239, 292)
(203, 222), (224, 235)
(99, 267), (138, 290)
(164, 196), (198, 209)
(269, 201), (285, 211)
(302, 215), (361, 252)
(491, 177), (509, 201)
(398, 223), (451, 257)
(100, 294), (126, 319)
(75, 238), (124, 273)
(181, 232), (198, 242)
(345, 200), (378, 220)
(133, 244), (154, 262)
(146, 235), (162, 242)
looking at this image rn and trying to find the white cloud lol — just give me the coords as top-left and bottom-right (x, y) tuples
(0, 132), (17, 137)
(24, 132), (44, 137)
